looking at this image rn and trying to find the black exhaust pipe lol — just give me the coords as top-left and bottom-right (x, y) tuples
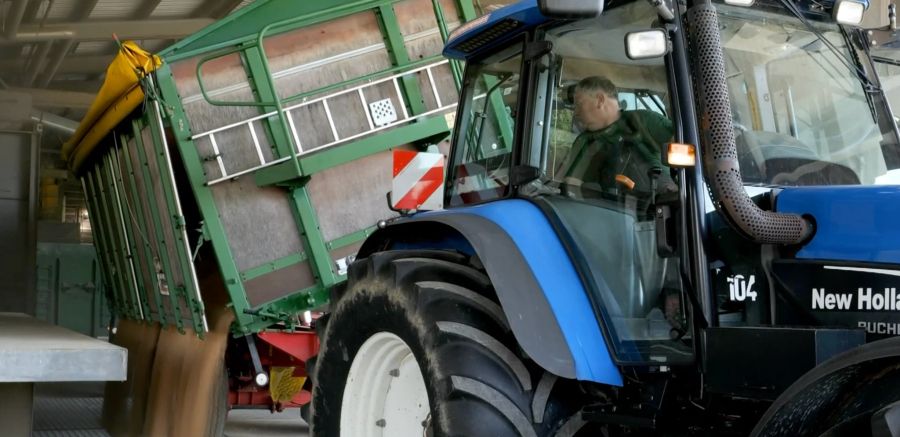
(686, 1), (813, 245)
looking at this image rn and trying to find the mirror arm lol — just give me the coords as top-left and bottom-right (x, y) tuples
(647, 0), (675, 21)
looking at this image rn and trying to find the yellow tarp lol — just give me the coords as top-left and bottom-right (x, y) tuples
(63, 41), (162, 172)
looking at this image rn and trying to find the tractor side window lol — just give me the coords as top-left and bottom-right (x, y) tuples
(447, 41), (523, 206)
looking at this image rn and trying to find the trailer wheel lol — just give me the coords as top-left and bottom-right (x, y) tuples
(311, 250), (587, 436)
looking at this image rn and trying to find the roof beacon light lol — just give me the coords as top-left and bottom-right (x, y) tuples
(723, 0), (755, 7)
(834, 0), (868, 25)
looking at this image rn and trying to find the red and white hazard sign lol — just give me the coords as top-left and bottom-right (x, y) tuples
(391, 150), (444, 211)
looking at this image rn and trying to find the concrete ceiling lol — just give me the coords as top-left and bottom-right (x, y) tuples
(0, 0), (251, 133)
(0, 0), (251, 227)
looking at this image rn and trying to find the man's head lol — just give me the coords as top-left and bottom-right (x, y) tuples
(573, 76), (620, 131)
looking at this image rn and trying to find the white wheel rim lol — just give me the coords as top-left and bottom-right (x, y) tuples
(340, 332), (431, 437)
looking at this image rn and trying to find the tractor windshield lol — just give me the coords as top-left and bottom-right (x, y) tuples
(720, 4), (900, 186)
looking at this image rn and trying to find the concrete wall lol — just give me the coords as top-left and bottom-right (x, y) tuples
(0, 131), (38, 314)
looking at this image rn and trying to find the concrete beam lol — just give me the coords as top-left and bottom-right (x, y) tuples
(37, 40), (75, 88)
(134, 0), (164, 18)
(10, 87), (95, 110)
(7, 18), (215, 43)
(5, 0), (28, 40)
(23, 41), (52, 87)
(193, 0), (245, 18)
(0, 55), (118, 74)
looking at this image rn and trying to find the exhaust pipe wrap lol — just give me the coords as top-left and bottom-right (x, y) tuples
(687, 3), (813, 245)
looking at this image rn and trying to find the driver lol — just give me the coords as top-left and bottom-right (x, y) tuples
(559, 76), (677, 203)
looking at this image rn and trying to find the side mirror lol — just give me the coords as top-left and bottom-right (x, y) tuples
(538, 0), (604, 18)
(625, 29), (670, 60)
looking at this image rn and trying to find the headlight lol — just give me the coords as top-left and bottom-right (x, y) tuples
(834, 0), (869, 26)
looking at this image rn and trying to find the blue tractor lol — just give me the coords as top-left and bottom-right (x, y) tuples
(311, 0), (900, 435)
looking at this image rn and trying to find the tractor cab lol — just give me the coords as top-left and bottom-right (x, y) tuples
(445, 0), (693, 366)
(441, 0), (900, 368)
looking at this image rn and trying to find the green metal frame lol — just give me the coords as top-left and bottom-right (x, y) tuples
(107, 145), (153, 321)
(145, 99), (207, 335)
(116, 133), (169, 325)
(131, 117), (187, 333)
(82, 174), (123, 317)
(104, 150), (150, 320)
(155, 63), (256, 333)
(79, 0), (477, 335)
(376, 4), (427, 116)
(195, 46), (260, 108)
(90, 166), (133, 319)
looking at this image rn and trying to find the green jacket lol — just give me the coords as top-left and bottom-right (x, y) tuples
(562, 110), (673, 194)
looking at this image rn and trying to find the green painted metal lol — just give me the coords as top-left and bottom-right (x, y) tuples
(84, 172), (116, 316)
(193, 47), (443, 113)
(432, 0), (462, 89)
(481, 77), (514, 151)
(300, 114), (451, 174)
(325, 226), (376, 251)
(153, 64), (257, 333)
(240, 251), (307, 282)
(241, 45), (300, 163)
(104, 150), (149, 320)
(107, 146), (152, 320)
(88, 168), (131, 319)
(81, 175), (121, 317)
(237, 41), (337, 295)
(196, 45), (265, 108)
(457, 0), (477, 21)
(35, 243), (111, 338)
(162, 0), (384, 62)
(239, 226), (374, 282)
(92, 165), (132, 318)
(145, 99), (207, 335)
(77, 0), (474, 335)
(280, 56), (444, 107)
(242, 285), (331, 334)
(132, 117), (186, 333)
(255, 113), (451, 186)
(288, 184), (339, 289)
(444, 0), (513, 151)
(116, 133), (168, 325)
(376, 4), (427, 116)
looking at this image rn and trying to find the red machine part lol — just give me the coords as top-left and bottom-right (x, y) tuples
(257, 331), (320, 363)
(227, 330), (320, 411)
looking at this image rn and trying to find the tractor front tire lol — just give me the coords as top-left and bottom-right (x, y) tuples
(311, 250), (582, 437)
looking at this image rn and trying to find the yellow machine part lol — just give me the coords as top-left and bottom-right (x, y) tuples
(62, 41), (162, 173)
(269, 367), (306, 404)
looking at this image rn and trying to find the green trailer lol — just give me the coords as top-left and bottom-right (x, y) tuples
(63, 0), (487, 433)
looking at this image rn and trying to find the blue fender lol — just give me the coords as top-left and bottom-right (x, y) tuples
(361, 199), (622, 386)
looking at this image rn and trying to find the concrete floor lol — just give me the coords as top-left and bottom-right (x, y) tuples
(225, 409), (309, 437)
(33, 383), (309, 437)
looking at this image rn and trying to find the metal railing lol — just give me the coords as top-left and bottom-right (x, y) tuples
(190, 59), (456, 186)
